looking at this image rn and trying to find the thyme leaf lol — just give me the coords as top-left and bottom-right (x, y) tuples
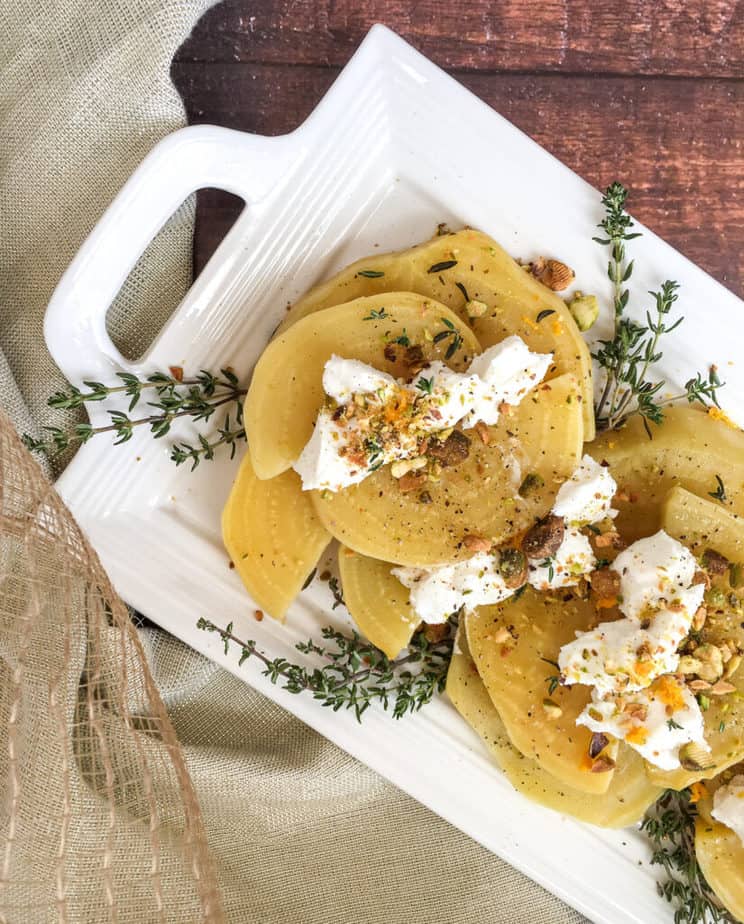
(357, 270), (385, 278)
(708, 475), (727, 503)
(363, 308), (389, 320)
(428, 260), (458, 274)
(455, 281), (470, 302)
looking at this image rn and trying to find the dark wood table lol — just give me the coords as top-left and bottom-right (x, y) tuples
(173, 0), (743, 298)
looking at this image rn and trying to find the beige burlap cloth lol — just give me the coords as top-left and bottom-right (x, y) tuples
(0, 2), (588, 921)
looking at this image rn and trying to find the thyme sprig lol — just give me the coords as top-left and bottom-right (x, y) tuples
(641, 789), (734, 924)
(593, 184), (723, 432)
(23, 369), (246, 467)
(197, 616), (457, 721)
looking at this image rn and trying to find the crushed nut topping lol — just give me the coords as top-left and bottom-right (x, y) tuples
(463, 534), (492, 553)
(427, 429), (471, 467)
(528, 256), (576, 292)
(522, 515), (565, 559)
(702, 548), (729, 576)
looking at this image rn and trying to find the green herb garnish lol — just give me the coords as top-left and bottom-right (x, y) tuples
(539, 558), (556, 583)
(541, 658), (561, 696)
(22, 369), (246, 467)
(641, 789), (734, 924)
(433, 317), (464, 360)
(428, 260), (458, 274)
(197, 616), (457, 722)
(357, 270), (385, 278)
(455, 281), (470, 302)
(593, 183), (723, 432)
(667, 718), (683, 731)
(416, 376), (434, 395)
(328, 576), (346, 610)
(708, 475), (727, 503)
(391, 329), (411, 346)
(536, 309), (556, 323)
(363, 307), (390, 320)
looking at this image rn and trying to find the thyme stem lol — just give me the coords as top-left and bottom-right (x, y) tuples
(197, 613), (457, 722)
(23, 368), (248, 467)
(592, 185), (723, 431)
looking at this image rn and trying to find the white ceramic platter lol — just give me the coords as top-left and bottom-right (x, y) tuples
(46, 25), (744, 924)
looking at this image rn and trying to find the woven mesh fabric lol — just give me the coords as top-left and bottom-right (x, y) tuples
(0, 1), (587, 921)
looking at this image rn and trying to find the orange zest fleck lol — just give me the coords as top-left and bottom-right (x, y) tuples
(708, 406), (739, 430)
(580, 753), (594, 772)
(626, 726), (649, 746)
(653, 674), (686, 712)
(521, 314), (539, 331)
(689, 782), (708, 804)
(596, 596), (619, 609)
(633, 660), (655, 680)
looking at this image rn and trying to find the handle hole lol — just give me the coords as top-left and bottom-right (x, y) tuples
(107, 189), (245, 362)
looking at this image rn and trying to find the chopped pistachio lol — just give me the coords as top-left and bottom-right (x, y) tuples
(695, 644), (724, 683)
(730, 562), (744, 589)
(566, 291), (599, 332)
(464, 299), (488, 319)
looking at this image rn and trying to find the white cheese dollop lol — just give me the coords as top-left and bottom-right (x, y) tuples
(611, 530), (702, 619)
(559, 607), (693, 694)
(392, 552), (514, 624)
(712, 776), (744, 845)
(551, 455), (617, 527)
(558, 531), (704, 699)
(322, 356), (396, 404)
(467, 335), (553, 410)
(293, 338), (552, 492)
(577, 676), (709, 771)
(527, 528), (596, 591)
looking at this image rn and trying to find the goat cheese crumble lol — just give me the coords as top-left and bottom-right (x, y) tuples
(558, 531), (704, 696)
(527, 528), (596, 592)
(559, 607), (694, 694)
(392, 553), (515, 624)
(577, 675), (709, 771)
(551, 455), (618, 527)
(712, 775), (744, 844)
(611, 530), (701, 620)
(293, 336), (552, 492)
(557, 529), (710, 769)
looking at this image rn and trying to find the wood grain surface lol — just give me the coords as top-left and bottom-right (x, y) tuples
(172, 1), (743, 297)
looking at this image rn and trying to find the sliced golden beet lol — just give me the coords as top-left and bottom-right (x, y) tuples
(222, 453), (331, 621)
(447, 630), (661, 826)
(338, 546), (419, 658)
(279, 230), (594, 438)
(589, 406), (744, 542)
(644, 488), (744, 790)
(465, 588), (614, 795)
(695, 780), (744, 923)
(312, 373), (583, 566)
(245, 292), (480, 480)
(662, 486), (744, 562)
